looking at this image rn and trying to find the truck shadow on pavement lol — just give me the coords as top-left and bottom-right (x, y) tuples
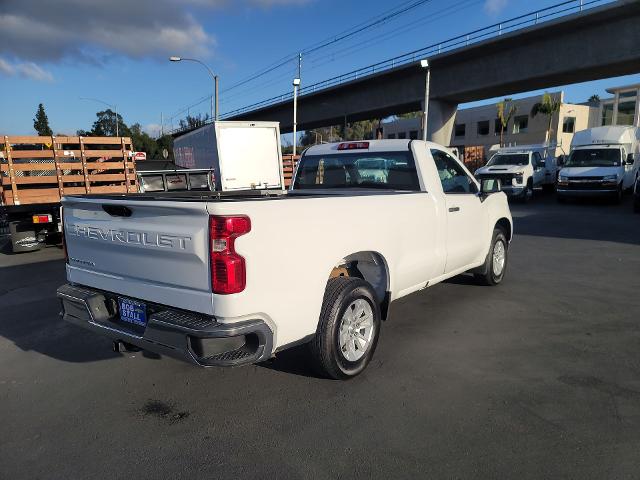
(510, 196), (640, 246)
(0, 258), (122, 363)
(258, 344), (323, 378)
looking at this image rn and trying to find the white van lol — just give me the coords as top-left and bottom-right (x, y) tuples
(557, 126), (640, 203)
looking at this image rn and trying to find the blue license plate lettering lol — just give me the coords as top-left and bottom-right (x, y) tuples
(118, 298), (147, 327)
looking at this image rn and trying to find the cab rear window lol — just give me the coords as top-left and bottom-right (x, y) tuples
(293, 151), (420, 190)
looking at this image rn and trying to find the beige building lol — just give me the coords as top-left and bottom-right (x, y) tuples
(598, 84), (640, 127)
(383, 91), (595, 158)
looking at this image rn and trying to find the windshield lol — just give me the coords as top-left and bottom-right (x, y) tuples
(292, 151), (420, 190)
(487, 154), (529, 166)
(566, 148), (621, 168)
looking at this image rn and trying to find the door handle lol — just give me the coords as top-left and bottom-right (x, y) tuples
(448, 207), (460, 212)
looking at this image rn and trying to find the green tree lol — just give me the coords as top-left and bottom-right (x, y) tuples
(33, 103), (53, 136)
(531, 92), (561, 144)
(496, 98), (517, 147)
(91, 109), (130, 137)
(178, 113), (210, 131)
(588, 94), (600, 103)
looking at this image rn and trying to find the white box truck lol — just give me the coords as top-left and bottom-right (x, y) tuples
(557, 126), (640, 203)
(173, 121), (284, 192)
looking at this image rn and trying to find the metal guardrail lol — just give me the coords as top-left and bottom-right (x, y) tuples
(217, 0), (610, 120)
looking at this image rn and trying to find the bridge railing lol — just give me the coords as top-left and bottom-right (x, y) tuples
(219, 0), (611, 120)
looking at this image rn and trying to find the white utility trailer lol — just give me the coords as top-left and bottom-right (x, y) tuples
(173, 121), (284, 192)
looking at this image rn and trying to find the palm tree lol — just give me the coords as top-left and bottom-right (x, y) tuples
(496, 98), (517, 147)
(530, 92), (561, 145)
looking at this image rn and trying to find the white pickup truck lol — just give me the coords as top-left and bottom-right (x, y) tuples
(57, 140), (513, 379)
(475, 145), (556, 202)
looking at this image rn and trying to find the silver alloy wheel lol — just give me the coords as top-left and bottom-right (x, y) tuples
(338, 298), (374, 362)
(492, 239), (506, 276)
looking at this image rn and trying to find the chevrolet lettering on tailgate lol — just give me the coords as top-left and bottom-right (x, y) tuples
(67, 223), (191, 250)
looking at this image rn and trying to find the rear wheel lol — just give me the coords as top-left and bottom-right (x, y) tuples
(310, 277), (381, 380)
(475, 228), (509, 286)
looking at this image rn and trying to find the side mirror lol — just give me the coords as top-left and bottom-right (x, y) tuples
(557, 155), (565, 166)
(626, 153), (635, 165)
(480, 178), (501, 196)
(539, 160), (546, 168)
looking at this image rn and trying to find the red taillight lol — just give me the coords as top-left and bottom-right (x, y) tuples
(338, 142), (369, 150)
(32, 214), (52, 224)
(209, 215), (251, 294)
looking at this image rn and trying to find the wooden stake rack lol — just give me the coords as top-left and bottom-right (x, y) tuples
(1, 136), (137, 206)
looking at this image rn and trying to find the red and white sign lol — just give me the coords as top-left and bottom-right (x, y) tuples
(133, 151), (147, 161)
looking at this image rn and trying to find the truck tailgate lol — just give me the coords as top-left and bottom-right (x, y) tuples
(62, 197), (213, 314)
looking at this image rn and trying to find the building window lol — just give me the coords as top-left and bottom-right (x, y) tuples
(494, 119), (503, 136)
(477, 120), (490, 136)
(512, 116), (528, 134)
(617, 100), (637, 126)
(454, 124), (466, 137)
(398, 132), (407, 139)
(386, 133), (396, 139)
(601, 103), (614, 126)
(562, 116), (576, 133)
(409, 130), (419, 140)
(618, 90), (637, 99)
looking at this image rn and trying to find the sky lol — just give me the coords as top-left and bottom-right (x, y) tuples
(1, 0), (638, 137)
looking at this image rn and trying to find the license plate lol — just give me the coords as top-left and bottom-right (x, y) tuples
(118, 297), (147, 327)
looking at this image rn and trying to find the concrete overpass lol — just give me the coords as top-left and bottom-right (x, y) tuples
(225, 0), (640, 145)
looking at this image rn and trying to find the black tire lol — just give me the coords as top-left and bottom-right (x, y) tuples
(613, 184), (623, 205)
(521, 181), (533, 203)
(310, 277), (381, 380)
(542, 183), (555, 193)
(9, 221), (41, 253)
(474, 227), (509, 286)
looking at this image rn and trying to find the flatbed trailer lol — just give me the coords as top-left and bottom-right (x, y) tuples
(1, 135), (137, 252)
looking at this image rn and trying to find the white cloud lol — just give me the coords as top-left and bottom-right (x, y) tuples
(0, 0), (309, 64)
(143, 124), (163, 137)
(484, 0), (508, 15)
(0, 57), (53, 82)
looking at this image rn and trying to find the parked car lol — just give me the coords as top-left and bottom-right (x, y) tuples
(57, 140), (512, 379)
(557, 126), (639, 203)
(474, 145), (557, 202)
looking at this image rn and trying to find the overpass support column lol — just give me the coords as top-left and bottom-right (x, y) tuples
(424, 99), (457, 146)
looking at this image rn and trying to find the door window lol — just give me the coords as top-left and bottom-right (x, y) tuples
(533, 152), (543, 168)
(431, 149), (478, 194)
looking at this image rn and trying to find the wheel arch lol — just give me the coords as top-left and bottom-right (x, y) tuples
(328, 250), (391, 320)
(496, 217), (512, 242)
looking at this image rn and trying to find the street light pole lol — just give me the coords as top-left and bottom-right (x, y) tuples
(293, 78), (301, 156)
(79, 97), (119, 137)
(170, 56), (219, 121)
(420, 59), (430, 141)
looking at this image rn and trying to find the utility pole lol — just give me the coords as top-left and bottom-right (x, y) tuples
(420, 59), (430, 141)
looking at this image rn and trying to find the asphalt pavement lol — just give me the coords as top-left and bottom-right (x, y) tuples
(1, 194), (640, 479)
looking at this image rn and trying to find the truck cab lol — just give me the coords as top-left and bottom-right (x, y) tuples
(557, 126), (640, 203)
(474, 146), (552, 202)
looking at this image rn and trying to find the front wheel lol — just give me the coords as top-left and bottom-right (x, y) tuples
(475, 228), (509, 286)
(310, 277), (381, 380)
